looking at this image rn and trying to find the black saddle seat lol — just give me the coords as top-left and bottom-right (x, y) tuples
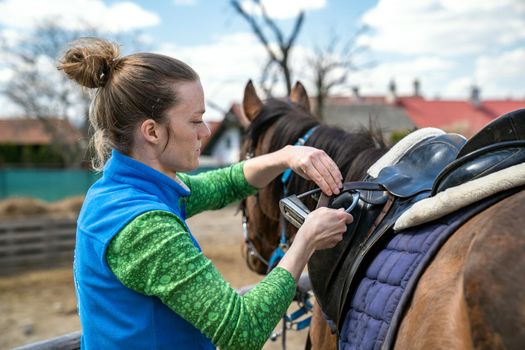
(456, 108), (525, 158)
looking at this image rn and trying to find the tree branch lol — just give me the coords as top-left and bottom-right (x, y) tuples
(230, 0), (278, 62)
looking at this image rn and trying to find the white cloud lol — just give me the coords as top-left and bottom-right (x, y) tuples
(360, 0), (525, 56)
(173, 0), (197, 6)
(0, 95), (23, 117)
(0, 0), (160, 32)
(441, 76), (473, 98)
(0, 68), (13, 83)
(240, 0), (326, 20)
(349, 56), (457, 97)
(157, 33), (268, 121)
(354, 0), (525, 99)
(475, 48), (525, 98)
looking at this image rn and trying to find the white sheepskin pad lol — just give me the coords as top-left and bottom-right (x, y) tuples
(394, 162), (525, 231)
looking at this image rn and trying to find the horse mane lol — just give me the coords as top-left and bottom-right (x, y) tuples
(246, 98), (317, 152)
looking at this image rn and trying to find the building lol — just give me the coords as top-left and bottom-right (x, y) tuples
(321, 82), (524, 139)
(394, 84), (524, 138)
(200, 104), (248, 167)
(319, 94), (415, 137)
(201, 83), (525, 167)
(0, 117), (83, 166)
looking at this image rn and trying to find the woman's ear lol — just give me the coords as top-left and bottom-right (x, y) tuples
(138, 119), (161, 144)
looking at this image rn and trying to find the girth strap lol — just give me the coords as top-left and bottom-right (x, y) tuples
(317, 182), (386, 209)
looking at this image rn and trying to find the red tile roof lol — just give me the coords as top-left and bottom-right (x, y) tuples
(0, 118), (82, 145)
(480, 100), (525, 118)
(397, 97), (525, 137)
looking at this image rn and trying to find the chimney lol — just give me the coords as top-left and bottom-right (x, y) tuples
(387, 79), (397, 103)
(352, 86), (361, 101)
(413, 79), (420, 97)
(470, 85), (481, 107)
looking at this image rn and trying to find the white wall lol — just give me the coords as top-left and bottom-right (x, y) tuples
(210, 127), (241, 165)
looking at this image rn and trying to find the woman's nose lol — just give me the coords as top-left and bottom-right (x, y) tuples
(200, 123), (211, 139)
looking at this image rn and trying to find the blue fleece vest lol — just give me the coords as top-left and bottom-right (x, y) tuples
(75, 150), (215, 350)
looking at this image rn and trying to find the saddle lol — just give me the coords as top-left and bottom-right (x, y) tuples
(281, 108), (525, 333)
(306, 131), (466, 330)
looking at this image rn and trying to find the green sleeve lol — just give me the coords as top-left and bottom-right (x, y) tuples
(178, 161), (258, 218)
(107, 210), (296, 350)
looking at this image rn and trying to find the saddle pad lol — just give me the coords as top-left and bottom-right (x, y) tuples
(339, 190), (514, 350)
(395, 162), (525, 231)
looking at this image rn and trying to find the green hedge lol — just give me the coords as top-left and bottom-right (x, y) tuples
(0, 144), (64, 166)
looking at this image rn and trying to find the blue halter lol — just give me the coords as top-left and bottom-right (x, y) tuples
(266, 125), (320, 273)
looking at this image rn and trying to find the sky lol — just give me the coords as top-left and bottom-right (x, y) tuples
(0, 0), (524, 121)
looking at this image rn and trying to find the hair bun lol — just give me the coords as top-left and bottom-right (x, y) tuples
(58, 37), (120, 88)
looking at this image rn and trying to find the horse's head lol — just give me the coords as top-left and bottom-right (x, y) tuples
(240, 80), (317, 274)
(239, 80), (388, 275)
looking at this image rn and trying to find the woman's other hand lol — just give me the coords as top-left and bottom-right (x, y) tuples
(277, 207), (352, 280)
(298, 207), (353, 251)
(283, 145), (343, 196)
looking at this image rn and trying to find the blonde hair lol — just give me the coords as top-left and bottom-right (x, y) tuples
(58, 37), (198, 170)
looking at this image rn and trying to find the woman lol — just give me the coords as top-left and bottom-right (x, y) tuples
(58, 37), (352, 350)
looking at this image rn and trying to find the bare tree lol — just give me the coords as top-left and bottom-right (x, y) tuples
(0, 20), (144, 167)
(231, 0), (304, 96)
(308, 27), (371, 120)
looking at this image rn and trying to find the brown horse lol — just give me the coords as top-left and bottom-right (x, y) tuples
(239, 81), (525, 349)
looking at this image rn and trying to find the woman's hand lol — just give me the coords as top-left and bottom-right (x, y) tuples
(298, 207), (353, 251)
(277, 207), (352, 280)
(283, 145), (343, 196)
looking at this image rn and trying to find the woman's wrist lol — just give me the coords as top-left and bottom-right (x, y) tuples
(277, 145), (294, 169)
(243, 146), (294, 188)
(293, 228), (316, 260)
(277, 232), (315, 281)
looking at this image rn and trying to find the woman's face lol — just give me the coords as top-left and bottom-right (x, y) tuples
(159, 80), (210, 174)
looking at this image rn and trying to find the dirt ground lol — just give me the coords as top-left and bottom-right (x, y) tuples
(0, 205), (309, 349)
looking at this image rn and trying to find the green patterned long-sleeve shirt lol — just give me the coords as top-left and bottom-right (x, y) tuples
(106, 162), (297, 350)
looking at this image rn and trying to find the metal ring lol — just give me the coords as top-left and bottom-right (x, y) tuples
(345, 192), (360, 213)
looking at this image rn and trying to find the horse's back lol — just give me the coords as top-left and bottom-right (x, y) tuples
(396, 189), (525, 350)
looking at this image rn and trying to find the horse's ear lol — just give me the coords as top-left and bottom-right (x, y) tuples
(290, 81), (311, 112)
(243, 80), (263, 122)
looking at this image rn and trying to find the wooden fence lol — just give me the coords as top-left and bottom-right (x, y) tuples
(0, 217), (76, 275)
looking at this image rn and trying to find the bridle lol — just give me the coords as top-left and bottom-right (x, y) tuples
(241, 124), (320, 273)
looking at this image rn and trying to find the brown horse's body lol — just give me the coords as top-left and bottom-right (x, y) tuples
(307, 189), (525, 350)
(240, 81), (525, 349)
(396, 189), (525, 350)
